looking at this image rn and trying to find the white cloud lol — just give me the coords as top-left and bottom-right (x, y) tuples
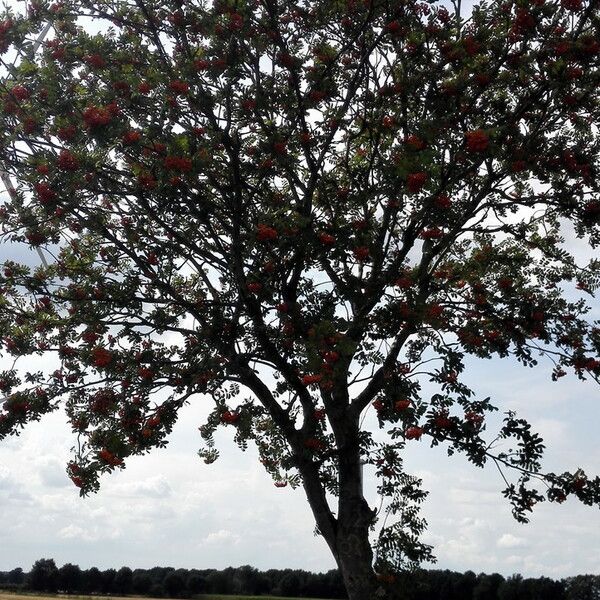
(36, 456), (71, 488)
(204, 529), (241, 546)
(110, 475), (173, 499)
(0, 466), (14, 489)
(497, 534), (528, 549)
(58, 524), (122, 543)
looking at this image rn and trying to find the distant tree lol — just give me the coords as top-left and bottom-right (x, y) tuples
(148, 566), (174, 587)
(185, 573), (206, 596)
(232, 565), (264, 595)
(277, 571), (302, 597)
(82, 566), (103, 594)
(7, 568), (25, 585)
(323, 569), (348, 600)
(563, 575), (600, 600)
(205, 569), (232, 595)
(522, 576), (566, 600)
(115, 566), (134, 595)
(474, 572), (505, 600)
(163, 570), (186, 598)
(28, 559), (59, 593)
(149, 582), (165, 598)
(449, 570), (476, 600)
(58, 563), (82, 594)
(498, 574), (524, 600)
(100, 568), (117, 594)
(133, 572), (153, 596)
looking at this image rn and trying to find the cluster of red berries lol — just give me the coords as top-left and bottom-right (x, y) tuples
(122, 130), (141, 145)
(99, 448), (123, 466)
(407, 172), (428, 193)
(465, 129), (489, 152)
(220, 410), (240, 424)
(83, 54), (106, 69)
(35, 182), (57, 204)
(91, 347), (112, 368)
(163, 156), (192, 172)
(83, 106), (113, 128)
(57, 149), (79, 171)
(256, 224), (278, 241)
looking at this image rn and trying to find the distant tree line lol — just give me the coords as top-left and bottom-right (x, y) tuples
(0, 560), (346, 598)
(0, 560), (598, 599)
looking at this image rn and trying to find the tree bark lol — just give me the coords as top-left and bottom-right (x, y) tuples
(298, 397), (408, 599)
(336, 500), (380, 600)
(334, 411), (382, 600)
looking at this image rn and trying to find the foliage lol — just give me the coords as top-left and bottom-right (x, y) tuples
(0, 0), (599, 596)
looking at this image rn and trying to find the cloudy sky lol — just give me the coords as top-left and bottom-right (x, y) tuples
(1, 0), (599, 582)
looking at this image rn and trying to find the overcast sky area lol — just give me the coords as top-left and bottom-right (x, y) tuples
(1, 0), (600, 583)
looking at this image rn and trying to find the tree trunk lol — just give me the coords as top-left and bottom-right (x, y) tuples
(335, 413), (383, 600)
(298, 401), (407, 599)
(336, 502), (380, 600)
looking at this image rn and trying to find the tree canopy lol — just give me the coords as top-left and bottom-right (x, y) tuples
(0, 0), (599, 597)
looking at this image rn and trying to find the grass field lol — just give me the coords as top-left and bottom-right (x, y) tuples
(0, 592), (339, 600)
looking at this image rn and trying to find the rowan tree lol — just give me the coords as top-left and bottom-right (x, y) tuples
(0, 0), (599, 598)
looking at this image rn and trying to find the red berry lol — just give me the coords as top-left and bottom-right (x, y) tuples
(434, 194), (452, 209)
(10, 85), (30, 101)
(92, 348), (112, 368)
(122, 130), (141, 144)
(323, 351), (340, 364)
(221, 410), (240, 424)
(405, 426), (423, 440)
(169, 80), (189, 95)
(83, 106), (112, 128)
(35, 183), (57, 204)
(247, 282), (262, 293)
(99, 448), (123, 466)
(384, 20), (402, 35)
(382, 115), (395, 128)
(273, 141), (287, 155)
(83, 54), (106, 69)
(319, 232), (336, 245)
(372, 399), (384, 412)
(304, 437), (325, 451)
(405, 135), (426, 150)
(353, 246), (370, 262)
(256, 224), (278, 241)
(302, 374), (322, 386)
(57, 149), (79, 171)
(465, 130), (489, 152)
(407, 172), (427, 193)
(465, 411), (484, 426)
(420, 227), (444, 240)
(163, 156), (192, 172)
(138, 367), (154, 380)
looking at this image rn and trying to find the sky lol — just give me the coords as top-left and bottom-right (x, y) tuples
(1, 0), (600, 583)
